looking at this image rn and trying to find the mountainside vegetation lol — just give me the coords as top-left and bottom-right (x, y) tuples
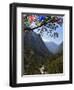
(22, 14), (63, 75)
(23, 31), (63, 75)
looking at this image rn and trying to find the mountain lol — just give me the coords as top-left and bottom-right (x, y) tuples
(44, 42), (59, 54)
(23, 30), (52, 57)
(58, 42), (63, 53)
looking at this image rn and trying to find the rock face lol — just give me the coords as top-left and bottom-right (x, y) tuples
(24, 31), (52, 57)
(58, 42), (63, 54)
(23, 31), (63, 75)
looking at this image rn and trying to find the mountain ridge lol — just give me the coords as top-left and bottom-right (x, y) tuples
(44, 41), (63, 54)
(24, 31), (52, 57)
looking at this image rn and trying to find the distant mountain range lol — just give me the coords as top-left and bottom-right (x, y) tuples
(44, 41), (63, 54)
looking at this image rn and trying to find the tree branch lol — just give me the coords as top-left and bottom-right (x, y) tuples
(24, 17), (62, 31)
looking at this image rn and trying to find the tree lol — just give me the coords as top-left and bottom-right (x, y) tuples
(23, 15), (63, 38)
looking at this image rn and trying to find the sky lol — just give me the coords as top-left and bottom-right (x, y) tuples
(23, 14), (63, 45)
(34, 24), (63, 45)
(42, 25), (63, 45)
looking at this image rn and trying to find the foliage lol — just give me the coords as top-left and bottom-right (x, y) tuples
(22, 14), (63, 75)
(23, 47), (63, 75)
(23, 14), (63, 38)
